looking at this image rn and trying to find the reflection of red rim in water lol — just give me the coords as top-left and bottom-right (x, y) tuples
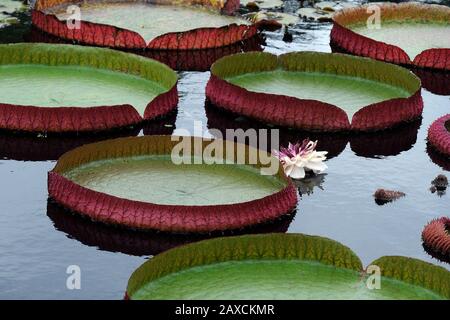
(205, 102), (422, 160)
(48, 135), (298, 233)
(26, 26), (264, 72)
(428, 114), (450, 158)
(410, 69), (450, 96)
(0, 111), (177, 161)
(32, 0), (257, 50)
(47, 200), (296, 256)
(331, 3), (450, 71)
(422, 217), (450, 262)
(206, 52), (423, 132)
(427, 143), (450, 172)
(0, 43), (178, 133)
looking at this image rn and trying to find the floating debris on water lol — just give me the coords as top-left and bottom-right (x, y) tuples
(374, 188), (406, 205)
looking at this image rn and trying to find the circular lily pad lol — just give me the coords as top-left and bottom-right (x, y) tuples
(331, 3), (450, 70)
(0, 43), (178, 133)
(206, 51), (422, 132)
(422, 217), (450, 263)
(428, 114), (450, 158)
(126, 233), (450, 299)
(48, 135), (297, 233)
(32, 0), (257, 50)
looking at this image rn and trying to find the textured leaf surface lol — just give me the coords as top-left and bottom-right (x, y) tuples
(422, 217), (450, 259)
(127, 233), (363, 298)
(127, 234), (450, 300)
(370, 256), (450, 300)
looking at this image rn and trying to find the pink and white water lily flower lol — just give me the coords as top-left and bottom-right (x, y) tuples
(273, 139), (328, 180)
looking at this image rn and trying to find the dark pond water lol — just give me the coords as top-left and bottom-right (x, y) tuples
(0, 0), (449, 299)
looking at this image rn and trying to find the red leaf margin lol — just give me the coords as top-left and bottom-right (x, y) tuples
(206, 51), (423, 132)
(330, 3), (450, 71)
(422, 217), (450, 258)
(32, 0), (257, 50)
(48, 135), (298, 233)
(428, 114), (450, 158)
(0, 86), (178, 133)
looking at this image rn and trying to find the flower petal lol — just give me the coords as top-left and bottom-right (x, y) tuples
(306, 161), (328, 172)
(290, 166), (306, 179)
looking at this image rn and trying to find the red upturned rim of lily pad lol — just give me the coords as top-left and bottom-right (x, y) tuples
(422, 217), (450, 259)
(331, 3), (450, 71)
(428, 114), (450, 158)
(48, 135), (298, 233)
(0, 43), (178, 133)
(32, 0), (257, 50)
(206, 51), (423, 132)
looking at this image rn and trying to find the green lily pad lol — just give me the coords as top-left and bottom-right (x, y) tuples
(47, 1), (250, 43)
(127, 234), (450, 300)
(225, 64), (411, 119)
(49, 136), (296, 232)
(63, 154), (286, 206)
(340, 3), (450, 61)
(350, 21), (450, 60)
(0, 64), (165, 115)
(0, 43), (176, 115)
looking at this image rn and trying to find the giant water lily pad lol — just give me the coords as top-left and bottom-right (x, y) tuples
(0, 43), (177, 133)
(48, 135), (297, 233)
(126, 233), (450, 299)
(331, 3), (450, 70)
(206, 51), (422, 132)
(32, 0), (257, 50)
